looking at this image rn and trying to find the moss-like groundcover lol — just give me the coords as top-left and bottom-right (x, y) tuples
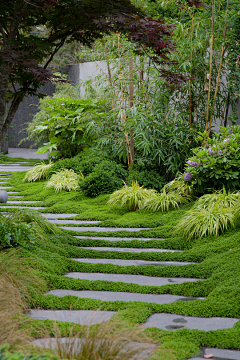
(1, 171), (240, 359)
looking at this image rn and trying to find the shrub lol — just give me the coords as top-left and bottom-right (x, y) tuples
(0, 345), (57, 360)
(78, 156), (106, 177)
(94, 160), (127, 180)
(45, 156), (82, 179)
(46, 169), (81, 192)
(127, 170), (165, 192)
(0, 218), (35, 250)
(81, 169), (122, 197)
(142, 189), (191, 213)
(108, 181), (156, 211)
(23, 162), (52, 182)
(183, 126), (240, 193)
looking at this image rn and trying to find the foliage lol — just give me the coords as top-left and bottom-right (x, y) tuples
(46, 169), (81, 193)
(183, 126), (240, 193)
(78, 155), (108, 177)
(142, 189), (191, 213)
(45, 156), (82, 179)
(32, 98), (108, 159)
(127, 169), (165, 192)
(23, 162), (52, 183)
(0, 345), (57, 360)
(81, 169), (122, 198)
(93, 160), (127, 180)
(0, 217), (35, 250)
(108, 181), (156, 211)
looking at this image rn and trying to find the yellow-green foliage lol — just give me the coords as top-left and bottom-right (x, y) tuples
(162, 178), (193, 197)
(46, 169), (81, 193)
(108, 181), (156, 211)
(142, 189), (190, 213)
(23, 162), (52, 182)
(175, 189), (239, 240)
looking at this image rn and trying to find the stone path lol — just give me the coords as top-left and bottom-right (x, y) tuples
(1, 162), (239, 360)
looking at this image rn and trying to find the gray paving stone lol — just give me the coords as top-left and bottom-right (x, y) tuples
(27, 309), (116, 325)
(46, 289), (204, 304)
(50, 219), (101, 224)
(0, 166), (32, 171)
(0, 163), (21, 166)
(78, 246), (182, 253)
(61, 226), (150, 232)
(189, 347), (240, 360)
(0, 206), (46, 210)
(7, 200), (42, 204)
(42, 213), (78, 219)
(72, 258), (197, 266)
(32, 337), (157, 360)
(8, 196), (24, 198)
(141, 313), (239, 331)
(0, 186), (13, 189)
(74, 236), (163, 241)
(65, 272), (204, 286)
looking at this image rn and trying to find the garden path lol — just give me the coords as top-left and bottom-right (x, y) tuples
(0, 162), (239, 360)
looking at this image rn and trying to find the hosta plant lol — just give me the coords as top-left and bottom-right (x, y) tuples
(46, 169), (82, 193)
(142, 188), (191, 213)
(23, 162), (52, 182)
(108, 181), (156, 211)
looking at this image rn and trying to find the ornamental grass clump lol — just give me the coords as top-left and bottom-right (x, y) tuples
(23, 162), (52, 182)
(46, 169), (82, 192)
(108, 181), (156, 211)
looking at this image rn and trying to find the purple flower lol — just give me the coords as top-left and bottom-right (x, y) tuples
(208, 147), (215, 156)
(186, 160), (200, 167)
(184, 172), (194, 182)
(223, 138), (230, 143)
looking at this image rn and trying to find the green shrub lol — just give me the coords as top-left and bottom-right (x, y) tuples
(81, 169), (122, 197)
(45, 156), (82, 179)
(108, 181), (156, 211)
(78, 156), (106, 177)
(94, 160), (127, 180)
(183, 126), (240, 193)
(46, 169), (81, 192)
(23, 162), (52, 182)
(127, 170), (165, 192)
(0, 345), (58, 360)
(0, 217), (35, 250)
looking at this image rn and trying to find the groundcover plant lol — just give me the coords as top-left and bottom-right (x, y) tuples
(0, 169), (240, 360)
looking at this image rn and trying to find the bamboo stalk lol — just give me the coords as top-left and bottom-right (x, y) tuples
(129, 57), (134, 164)
(189, 8), (194, 124)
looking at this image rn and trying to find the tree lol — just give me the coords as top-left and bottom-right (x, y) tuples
(0, 0), (184, 151)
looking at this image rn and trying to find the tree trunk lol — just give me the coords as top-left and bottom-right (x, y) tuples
(0, 62), (10, 153)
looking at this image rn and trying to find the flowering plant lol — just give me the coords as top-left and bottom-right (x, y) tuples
(184, 126), (240, 193)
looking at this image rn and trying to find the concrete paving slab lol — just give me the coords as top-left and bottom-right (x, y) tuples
(142, 313), (239, 331)
(46, 289), (204, 304)
(189, 347), (240, 360)
(0, 166), (32, 171)
(0, 186), (13, 189)
(8, 196), (24, 198)
(74, 236), (163, 241)
(65, 272), (204, 286)
(0, 206), (46, 210)
(50, 219), (101, 225)
(6, 147), (49, 160)
(7, 200), (42, 204)
(62, 226), (150, 232)
(32, 337), (157, 360)
(0, 174), (12, 176)
(27, 309), (116, 325)
(78, 246), (182, 253)
(71, 258), (197, 266)
(0, 163), (21, 166)
(42, 213), (78, 219)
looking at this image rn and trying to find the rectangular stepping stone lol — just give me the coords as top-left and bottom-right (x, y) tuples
(189, 347), (240, 360)
(0, 206), (46, 210)
(65, 272), (204, 286)
(42, 213), (78, 219)
(7, 200), (42, 204)
(141, 313), (239, 331)
(61, 226), (150, 232)
(32, 337), (157, 360)
(72, 258), (197, 266)
(0, 186), (13, 189)
(27, 309), (116, 325)
(74, 236), (164, 241)
(8, 196), (24, 198)
(0, 166), (32, 171)
(46, 289), (204, 304)
(50, 219), (101, 224)
(78, 246), (182, 253)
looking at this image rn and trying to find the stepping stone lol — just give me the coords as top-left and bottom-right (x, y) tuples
(6, 192), (18, 194)
(189, 347), (240, 360)
(72, 258), (197, 266)
(74, 236), (163, 241)
(50, 219), (101, 225)
(0, 163), (21, 166)
(0, 206), (46, 210)
(0, 181), (11, 183)
(78, 246), (182, 253)
(46, 289), (204, 304)
(141, 313), (239, 331)
(0, 166), (32, 172)
(32, 337), (157, 360)
(0, 174), (12, 176)
(7, 200), (42, 204)
(8, 196), (24, 198)
(0, 186), (13, 189)
(42, 213), (78, 219)
(27, 309), (116, 325)
(65, 272), (204, 286)
(62, 227), (150, 232)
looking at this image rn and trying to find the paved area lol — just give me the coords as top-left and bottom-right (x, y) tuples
(50, 219), (101, 224)
(60, 226), (150, 232)
(5, 147), (49, 159)
(74, 236), (163, 241)
(189, 347), (240, 360)
(141, 313), (239, 331)
(42, 213), (78, 219)
(46, 289), (204, 304)
(65, 272), (204, 286)
(71, 258), (197, 266)
(0, 166), (33, 171)
(78, 246), (183, 253)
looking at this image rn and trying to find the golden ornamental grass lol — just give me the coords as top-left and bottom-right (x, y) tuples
(46, 169), (81, 192)
(23, 162), (53, 182)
